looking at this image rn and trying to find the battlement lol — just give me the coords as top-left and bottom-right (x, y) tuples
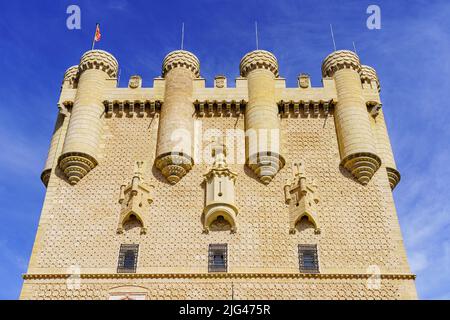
(79, 50), (119, 78)
(62, 65), (79, 88)
(239, 50), (279, 77)
(162, 50), (200, 78)
(361, 65), (381, 92)
(49, 48), (397, 189)
(322, 50), (362, 77)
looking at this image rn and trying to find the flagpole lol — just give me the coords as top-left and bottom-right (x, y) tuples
(255, 21), (259, 50)
(352, 41), (358, 55)
(91, 23), (99, 50)
(181, 22), (184, 50)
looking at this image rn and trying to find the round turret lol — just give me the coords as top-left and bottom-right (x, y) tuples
(59, 49), (119, 185)
(322, 50), (380, 186)
(155, 50), (200, 184)
(239, 50), (284, 184)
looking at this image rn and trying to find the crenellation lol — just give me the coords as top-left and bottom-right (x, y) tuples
(61, 65), (79, 89)
(78, 50), (119, 79)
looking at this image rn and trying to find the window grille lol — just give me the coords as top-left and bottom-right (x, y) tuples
(117, 244), (139, 273)
(208, 244), (228, 272)
(298, 244), (319, 273)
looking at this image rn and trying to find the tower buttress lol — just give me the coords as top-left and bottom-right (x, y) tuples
(239, 50), (285, 184)
(155, 50), (199, 184)
(58, 50), (118, 185)
(322, 50), (381, 185)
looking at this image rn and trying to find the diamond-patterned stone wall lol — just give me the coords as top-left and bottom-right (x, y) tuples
(21, 107), (416, 299)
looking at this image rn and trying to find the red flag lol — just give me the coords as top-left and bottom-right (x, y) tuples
(94, 24), (101, 42)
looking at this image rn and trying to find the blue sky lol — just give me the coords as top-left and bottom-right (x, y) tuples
(0, 0), (449, 299)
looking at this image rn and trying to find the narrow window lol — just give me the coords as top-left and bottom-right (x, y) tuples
(208, 244), (228, 272)
(298, 244), (319, 273)
(117, 244), (139, 273)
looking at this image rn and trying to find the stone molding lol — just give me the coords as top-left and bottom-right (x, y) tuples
(279, 99), (335, 117)
(104, 100), (162, 117)
(22, 272), (416, 280)
(194, 100), (245, 117)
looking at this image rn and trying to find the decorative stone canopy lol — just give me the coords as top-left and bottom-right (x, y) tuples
(284, 162), (320, 234)
(321, 50), (362, 78)
(117, 161), (153, 235)
(361, 65), (381, 92)
(79, 49), (119, 78)
(162, 50), (200, 78)
(203, 140), (238, 233)
(239, 50), (279, 77)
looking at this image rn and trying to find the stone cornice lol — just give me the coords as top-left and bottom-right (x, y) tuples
(278, 99), (335, 117)
(22, 272), (416, 280)
(103, 99), (162, 117)
(194, 100), (245, 117)
(240, 50), (279, 78)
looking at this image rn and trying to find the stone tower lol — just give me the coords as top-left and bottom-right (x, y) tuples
(21, 47), (416, 300)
